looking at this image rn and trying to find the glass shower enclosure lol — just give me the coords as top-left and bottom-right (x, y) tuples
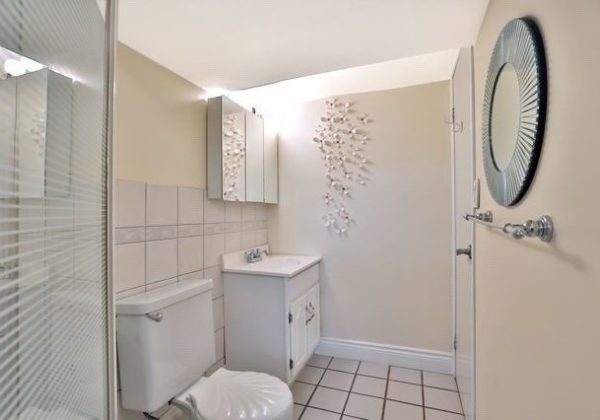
(0, 0), (115, 418)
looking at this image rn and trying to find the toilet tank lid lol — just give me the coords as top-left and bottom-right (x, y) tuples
(116, 279), (213, 315)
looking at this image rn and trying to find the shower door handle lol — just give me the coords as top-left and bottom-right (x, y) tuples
(456, 245), (472, 259)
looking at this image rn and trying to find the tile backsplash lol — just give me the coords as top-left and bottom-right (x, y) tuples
(114, 179), (268, 369)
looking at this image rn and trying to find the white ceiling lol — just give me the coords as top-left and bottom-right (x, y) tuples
(118, 0), (489, 90)
(229, 49), (459, 113)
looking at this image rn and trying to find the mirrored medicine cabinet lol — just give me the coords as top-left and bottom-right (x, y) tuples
(207, 95), (278, 203)
(0, 64), (73, 199)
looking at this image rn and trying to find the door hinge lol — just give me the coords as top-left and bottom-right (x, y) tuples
(446, 107), (464, 133)
(289, 359), (294, 370)
(288, 313), (293, 323)
(453, 336), (457, 350)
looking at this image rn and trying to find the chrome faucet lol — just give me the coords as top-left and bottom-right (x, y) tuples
(245, 248), (268, 263)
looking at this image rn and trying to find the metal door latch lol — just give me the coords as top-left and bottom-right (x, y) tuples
(456, 245), (472, 259)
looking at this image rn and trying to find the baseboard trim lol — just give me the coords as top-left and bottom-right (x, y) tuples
(316, 337), (453, 374)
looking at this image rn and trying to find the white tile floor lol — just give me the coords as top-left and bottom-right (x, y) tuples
(291, 354), (465, 420)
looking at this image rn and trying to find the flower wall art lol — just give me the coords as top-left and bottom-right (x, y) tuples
(313, 98), (372, 235)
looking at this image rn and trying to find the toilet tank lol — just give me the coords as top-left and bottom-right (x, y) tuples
(116, 279), (216, 413)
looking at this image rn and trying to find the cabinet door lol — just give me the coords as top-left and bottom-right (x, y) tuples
(245, 111), (264, 202)
(306, 284), (320, 353)
(289, 295), (308, 376)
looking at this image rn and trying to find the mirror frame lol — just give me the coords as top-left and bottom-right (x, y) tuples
(482, 18), (547, 206)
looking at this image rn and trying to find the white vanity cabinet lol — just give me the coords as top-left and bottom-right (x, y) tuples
(223, 257), (321, 384)
(290, 283), (320, 375)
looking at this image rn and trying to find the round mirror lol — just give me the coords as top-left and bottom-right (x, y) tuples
(490, 63), (520, 171)
(482, 18), (546, 206)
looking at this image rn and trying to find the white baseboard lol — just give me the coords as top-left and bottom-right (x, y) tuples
(316, 337), (453, 374)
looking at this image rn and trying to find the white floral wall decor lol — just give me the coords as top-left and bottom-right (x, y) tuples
(222, 112), (245, 201)
(313, 98), (372, 235)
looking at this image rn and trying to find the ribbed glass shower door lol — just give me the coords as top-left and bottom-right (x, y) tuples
(0, 1), (114, 418)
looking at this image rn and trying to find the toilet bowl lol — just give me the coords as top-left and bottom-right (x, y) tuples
(172, 368), (292, 420)
(116, 279), (292, 420)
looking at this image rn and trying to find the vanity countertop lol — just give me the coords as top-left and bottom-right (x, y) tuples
(222, 247), (321, 278)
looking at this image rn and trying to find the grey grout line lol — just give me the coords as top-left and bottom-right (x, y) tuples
(380, 364), (391, 420)
(340, 360), (361, 418)
(388, 377), (456, 391)
(421, 370), (426, 420)
(297, 358), (464, 418)
(300, 356), (333, 419)
(294, 380), (459, 405)
(454, 376), (465, 415)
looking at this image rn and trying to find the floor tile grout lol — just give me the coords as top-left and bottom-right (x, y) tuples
(380, 364), (391, 420)
(340, 360), (361, 418)
(421, 370), (426, 420)
(300, 356), (333, 419)
(296, 376), (460, 393)
(296, 356), (465, 419)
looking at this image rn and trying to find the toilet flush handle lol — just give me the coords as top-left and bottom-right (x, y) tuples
(146, 312), (163, 322)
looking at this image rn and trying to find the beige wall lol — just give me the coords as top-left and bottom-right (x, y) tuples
(473, 1), (600, 419)
(268, 83), (453, 352)
(115, 44), (207, 187)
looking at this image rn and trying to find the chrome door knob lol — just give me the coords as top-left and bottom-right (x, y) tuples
(456, 245), (472, 259)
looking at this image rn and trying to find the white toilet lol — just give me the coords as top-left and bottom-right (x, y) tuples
(116, 279), (293, 420)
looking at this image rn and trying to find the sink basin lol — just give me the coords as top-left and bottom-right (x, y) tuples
(252, 257), (302, 269)
(222, 248), (320, 278)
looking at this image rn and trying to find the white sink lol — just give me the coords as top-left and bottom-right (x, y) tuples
(222, 247), (320, 278)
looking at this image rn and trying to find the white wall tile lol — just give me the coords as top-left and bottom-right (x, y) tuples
(203, 266), (223, 298)
(204, 234), (225, 268)
(204, 194), (225, 224)
(241, 230), (255, 249)
(114, 242), (145, 292)
(225, 231), (242, 253)
(255, 230), (268, 246)
(146, 184), (177, 226)
(255, 203), (267, 221)
(115, 227), (145, 244)
(146, 277), (177, 291)
(225, 201), (242, 223)
(178, 187), (204, 225)
(241, 202), (256, 221)
(115, 179), (145, 227)
(178, 270), (204, 283)
(212, 297), (224, 331)
(146, 225), (177, 241)
(178, 224), (203, 238)
(178, 236), (204, 274)
(115, 285), (145, 299)
(146, 239), (177, 283)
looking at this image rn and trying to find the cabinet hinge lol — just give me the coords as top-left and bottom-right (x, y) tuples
(288, 313), (293, 323)
(289, 359), (294, 370)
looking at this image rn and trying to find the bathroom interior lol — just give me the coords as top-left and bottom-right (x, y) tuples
(0, 1), (599, 419)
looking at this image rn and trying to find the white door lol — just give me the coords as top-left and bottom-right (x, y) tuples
(289, 295), (308, 376)
(306, 284), (320, 353)
(452, 47), (476, 420)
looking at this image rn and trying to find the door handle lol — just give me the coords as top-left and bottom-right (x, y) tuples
(456, 245), (472, 259)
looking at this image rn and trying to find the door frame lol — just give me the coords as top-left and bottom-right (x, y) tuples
(450, 46), (477, 419)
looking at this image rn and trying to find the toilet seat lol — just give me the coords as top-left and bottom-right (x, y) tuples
(173, 368), (293, 420)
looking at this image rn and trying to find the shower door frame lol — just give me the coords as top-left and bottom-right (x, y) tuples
(451, 46), (476, 420)
(104, 0), (118, 418)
